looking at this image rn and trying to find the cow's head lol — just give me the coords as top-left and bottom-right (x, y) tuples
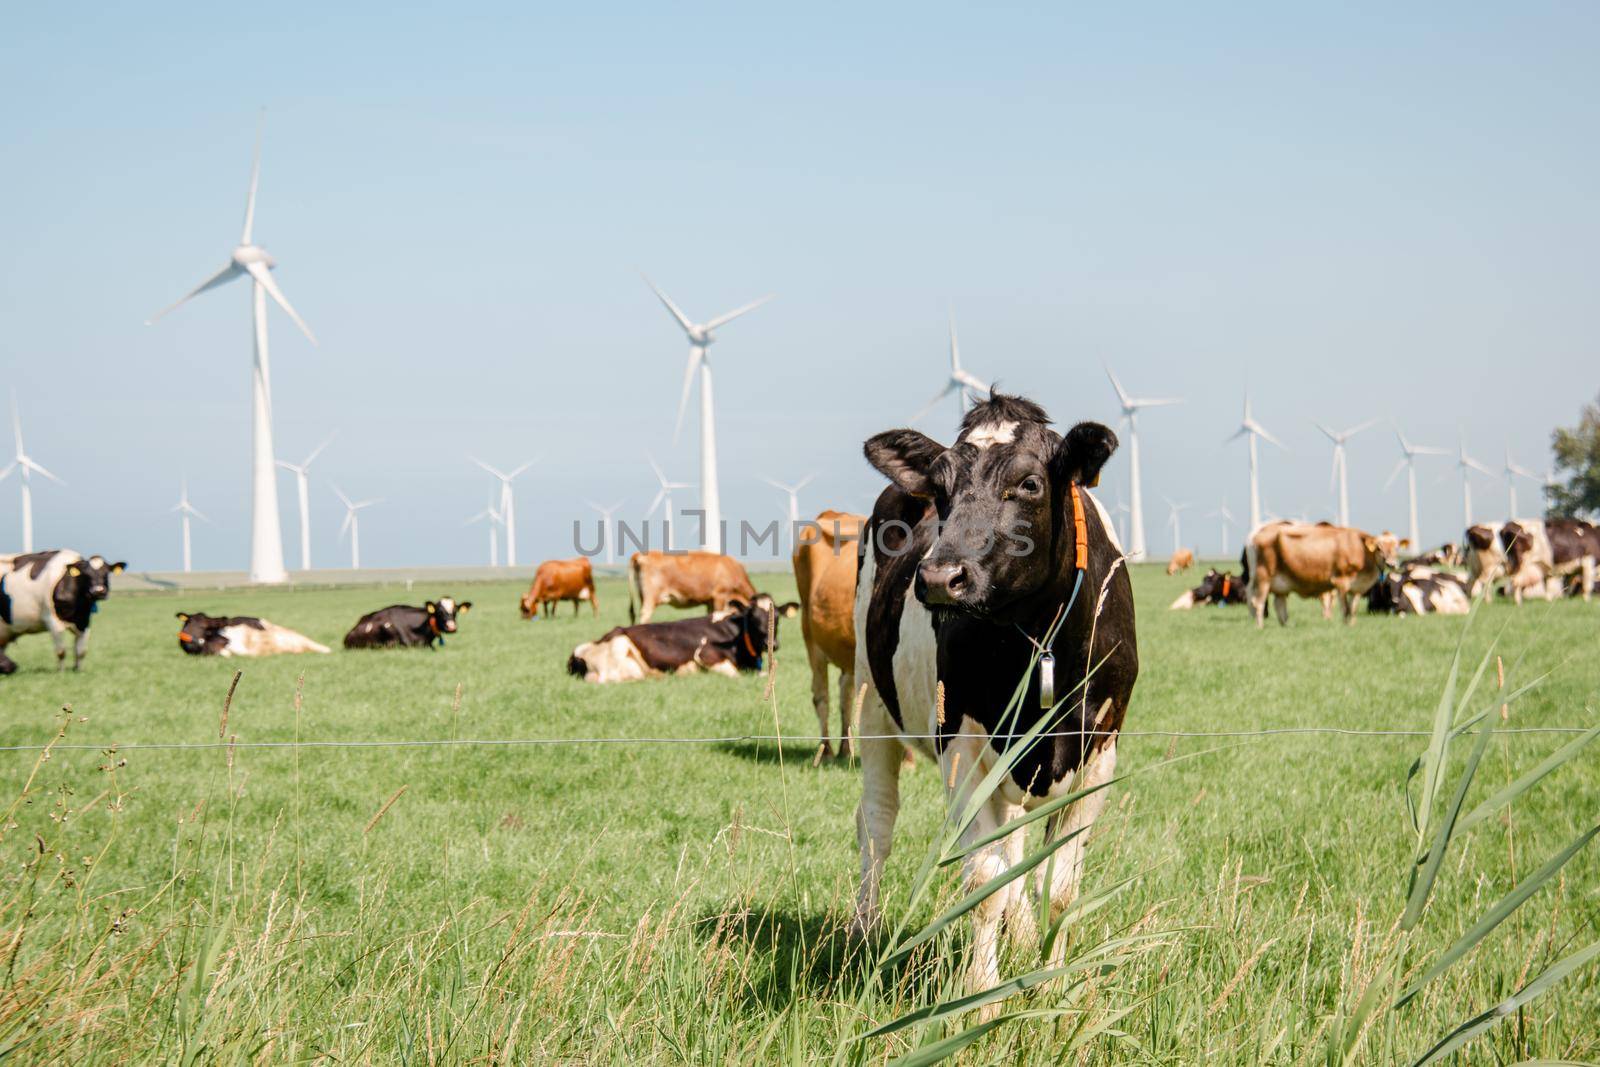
(175, 611), (228, 655)
(1465, 525), (1499, 553)
(427, 597), (472, 634)
(1193, 569), (1235, 604)
(62, 556), (126, 604)
(865, 395), (1117, 616)
(1363, 532), (1406, 571)
(1500, 522), (1535, 572)
(721, 594), (799, 664)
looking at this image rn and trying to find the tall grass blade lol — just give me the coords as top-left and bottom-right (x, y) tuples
(1403, 694), (1498, 929)
(1456, 722), (1600, 834)
(886, 1009), (1063, 1067)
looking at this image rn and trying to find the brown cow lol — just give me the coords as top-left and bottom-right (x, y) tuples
(792, 510), (865, 763)
(520, 557), (598, 619)
(1245, 521), (1404, 628)
(628, 551), (757, 623)
(1166, 548), (1195, 575)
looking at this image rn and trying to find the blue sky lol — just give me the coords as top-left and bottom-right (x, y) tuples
(2, 3), (1595, 568)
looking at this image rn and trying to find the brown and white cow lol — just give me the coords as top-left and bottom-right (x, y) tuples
(1244, 521), (1404, 627)
(567, 594), (797, 683)
(793, 510), (865, 763)
(520, 557), (598, 619)
(854, 394), (1136, 1005)
(177, 612), (331, 657)
(1500, 518), (1600, 604)
(1166, 548), (1195, 575)
(627, 550), (757, 623)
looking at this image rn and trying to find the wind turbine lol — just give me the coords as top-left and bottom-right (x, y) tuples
(276, 435), (334, 571)
(471, 458), (535, 567)
(912, 311), (992, 426)
(1455, 433), (1494, 530)
(1315, 419), (1376, 527)
(172, 478), (208, 573)
(644, 275), (772, 552)
(333, 487), (378, 570)
(1384, 428), (1449, 549)
(1504, 446), (1539, 517)
(646, 456), (693, 550)
(1164, 498), (1190, 554)
(1104, 366), (1183, 562)
(764, 473), (815, 551)
(1208, 499), (1237, 557)
(147, 113), (316, 585)
(465, 488), (503, 567)
(587, 500), (624, 566)
(1225, 395), (1285, 533)
(1, 393), (63, 553)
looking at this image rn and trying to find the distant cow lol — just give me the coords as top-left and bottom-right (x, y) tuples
(1166, 548), (1195, 575)
(793, 510), (865, 762)
(1407, 542), (1462, 568)
(1169, 568), (1248, 610)
(1366, 565), (1472, 616)
(0, 551), (125, 675)
(1245, 522), (1403, 627)
(343, 597), (472, 649)
(1464, 523), (1510, 599)
(567, 594), (797, 683)
(520, 558), (597, 619)
(177, 612), (331, 657)
(628, 551), (757, 623)
(1501, 518), (1599, 605)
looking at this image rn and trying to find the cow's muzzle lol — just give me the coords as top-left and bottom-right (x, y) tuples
(916, 559), (971, 606)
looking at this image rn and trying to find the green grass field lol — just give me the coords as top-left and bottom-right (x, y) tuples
(1, 565), (1597, 1063)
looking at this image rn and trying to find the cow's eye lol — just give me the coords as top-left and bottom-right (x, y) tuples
(1017, 475), (1043, 496)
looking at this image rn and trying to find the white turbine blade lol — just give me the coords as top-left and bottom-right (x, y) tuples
(189, 504), (209, 523)
(1341, 418), (1378, 439)
(1315, 422), (1339, 444)
(1103, 365), (1131, 410)
(243, 261), (317, 345)
(761, 476), (787, 492)
(470, 457), (508, 481)
(22, 458), (63, 484)
(910, 381), (959, 424)
(642, 275), (695, 333)
(146, 263), (242, 324)
(1130, 396), (1183, 409)
(948, 312), (961, 373)
(1383, 459), (1407, 491)
(954, 369), (991, 394)
(794, 473), (815, 491)
(704, 294), (773, 332)
(275, 459), (301, 473)
(507, 459), (537, 480)
(673, 347), (703, 443)
(646, 488), (667, 517)
(647, 454), (668, 485)
(333, 485), (353, 508)
(241, 112), (264, 245)
(340, 511), (353, 538)
(1224, 425), (1249, 444)
(1249, 421), (1287, 449)
(1411, 445), (1451, 457)
(0, 462), (12, 483)
(302, 434), (336, 468)
(9, 390), (21, 454)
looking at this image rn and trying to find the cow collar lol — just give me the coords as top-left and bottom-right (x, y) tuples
(428, 613), (445, 645)
(1220, 575), (1231, 599)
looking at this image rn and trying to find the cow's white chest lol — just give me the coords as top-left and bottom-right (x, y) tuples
(891, 586), (941, 761)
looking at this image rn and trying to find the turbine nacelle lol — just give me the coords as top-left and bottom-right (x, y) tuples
(232, 245), (277, 270)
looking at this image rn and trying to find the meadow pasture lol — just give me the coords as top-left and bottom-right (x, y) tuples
(0, 564), (1596, 1063)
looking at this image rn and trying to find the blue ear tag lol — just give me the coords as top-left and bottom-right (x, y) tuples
(91, 602), (99, 614)
(437, 635), (445, 646)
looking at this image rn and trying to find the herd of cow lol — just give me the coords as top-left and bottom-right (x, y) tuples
(1166, 515), (1600, 625)
(2, 390), (1593, 1014)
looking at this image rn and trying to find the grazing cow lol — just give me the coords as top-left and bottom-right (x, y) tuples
(1169, 568), (1248, 610)
(1165, 548), (1195, 575)
(176, 612), (331, 656)
(793, 510), (866, 762)
(0, 551), (125, 676)
(853, 395), (1136, 1003)
(567, 594), (797, 683)
(1501, 519), (1599, 604)
(343, 597), (472, 649)
(1365, 565), (1472, 616)
(1464, 523), (1510, 599)
(520, 557), (598, 619)
(628, 550), (757, 623)
(1244, 522), (1403, 627)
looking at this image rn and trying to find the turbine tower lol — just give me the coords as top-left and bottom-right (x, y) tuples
(912, 311), (992, 426)
(334, 487), (377, 570)
(276, 435), (334, 571)
(1455, 433), (1493, 530)
(1503, 446), (1539, 518)
(1, 393), (63, 553)
(465, 488), (503, 566)
(1384, 427), (1449, 549)
(471, 457), (535, 567)
(644, 276), (772, 552)
(1104, 366), (1183, 562)
(172, 478), (208, 574)
(147, 114), (316, 585)
(1225, 395), (1285, 534)
(1315, 419), (1376, 527)
(1164, 498), (1190, 554)
(764, 473), (815, 551)
(646, 456), (692, 550)
(587, 500), (624, 566)
(1208, 499), (1237, 557)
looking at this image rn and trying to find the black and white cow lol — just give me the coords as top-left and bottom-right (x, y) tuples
(566, 594), (798, 683)
(0, 551), (125, 675)
(342, 597), (472, 649)
(177, 612), (331, 657)
(1168, 568), (1248, 610)
(853, 395), (1136, 1002)
(1501, 518), (1599, 604)
(1365, 565), (1472, 615)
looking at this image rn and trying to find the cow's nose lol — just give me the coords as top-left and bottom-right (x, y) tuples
(917, 560), (970, 605)
(445, 621), (457, 632)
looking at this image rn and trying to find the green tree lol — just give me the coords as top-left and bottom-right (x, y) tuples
(1549, 393), (1600, 518)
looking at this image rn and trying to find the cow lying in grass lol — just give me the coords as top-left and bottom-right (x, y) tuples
(343, 598), (471, 649)
(1364, 566), (1472, 616)
(567, 594), (797, 683)
(1169, 568), (1248, 610)
(177, 612), (331, 657)
(0, 550), (125, 675)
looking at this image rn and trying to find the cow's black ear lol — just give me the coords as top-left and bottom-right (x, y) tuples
(176, 612), (189, 622)
(426, 602), (437, 613)
(778, 601), (799, 618)
(458, 601), (472, 612)
(864, 430), (946, 498)
(1052, 422), (1118, 487)
(110, 561), (126, 573)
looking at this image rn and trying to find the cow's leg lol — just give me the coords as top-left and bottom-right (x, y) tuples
(1342, 591), (1356, 625)
(638, 595), (656, 624)
(807, 640), (834, 765)
(0, 650), (15, 675)
(590, 590), (599, 617)
(1320, 592), (1333, 620)
(1582, 558), (1595, 603)
(72, 629), (89, 671)
(943, 725), (1024, 1009)
(1250, 582), (1269, 629)
(44, 619), (68, 671)
(1273, 594), (1289, 626)
(852, 693), (904, 937)
(1037, 739), (1117, 966)
(836, 666), (857, 762)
